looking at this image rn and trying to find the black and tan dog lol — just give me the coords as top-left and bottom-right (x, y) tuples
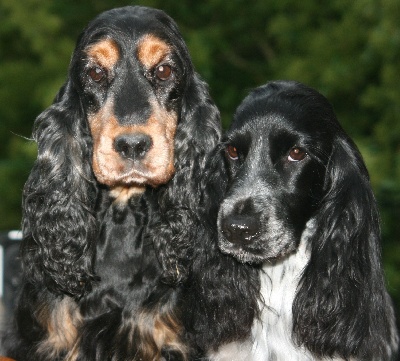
(3, 6), (259, 361)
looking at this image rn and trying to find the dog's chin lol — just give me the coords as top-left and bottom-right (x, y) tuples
(218, 239), (267, 264)
(219, 247), (255, 264)
(218, 237), (297, 264)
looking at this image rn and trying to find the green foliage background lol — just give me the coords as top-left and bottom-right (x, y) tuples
(0, 0), (399, 320)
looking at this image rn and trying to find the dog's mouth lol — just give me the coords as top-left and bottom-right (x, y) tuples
(92, 144), (175, 188)
(217, 206), (297, 264)
(88, 102), (178, 188)
(218, 235), (266, 264)
(218, 232), (297, 264)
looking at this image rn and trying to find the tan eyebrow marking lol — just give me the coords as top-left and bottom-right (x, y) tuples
(137, 34), (171, 69)
(86, 39), (120, 68)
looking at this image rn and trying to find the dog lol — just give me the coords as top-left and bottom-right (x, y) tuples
(215, 80), (399, 360)
(3, 6), (260, 361)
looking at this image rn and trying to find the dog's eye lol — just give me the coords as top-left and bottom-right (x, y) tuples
(88, 66), (106, 82)
(226, 145), (239, 160)
(155, 64), (172, 80)
(288, 147), (307, 162)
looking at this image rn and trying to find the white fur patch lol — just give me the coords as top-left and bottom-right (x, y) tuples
(249, 223), (314, 361)
(211, 220), (349, 361)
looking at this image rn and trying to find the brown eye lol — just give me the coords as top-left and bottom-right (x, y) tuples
(226, 145), (239, 160)
(288, 147), (307, 162)
(155, 64), (172, 80)
(88, 67), (106, 82)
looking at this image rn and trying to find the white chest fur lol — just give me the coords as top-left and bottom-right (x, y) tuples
(209, 230), (313, 361)
(250, 234), (314, 361)
(210, 222), (322, 361)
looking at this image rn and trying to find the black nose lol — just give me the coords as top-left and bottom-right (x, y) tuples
(220, 214), (260, 245)
(114, 133), (152, 160)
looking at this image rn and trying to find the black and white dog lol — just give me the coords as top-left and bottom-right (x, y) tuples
(215, 81), (399, 360)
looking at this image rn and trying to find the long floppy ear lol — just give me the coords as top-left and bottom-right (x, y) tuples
(150, 72), (222, 285)
(181, 144), (261, 351)
(173, 72), (222, 201)
(293, 135), (398, 359)
(21, 80), (98, 299)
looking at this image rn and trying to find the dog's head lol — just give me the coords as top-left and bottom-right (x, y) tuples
(69, 6), (197, 189)
(22, 6), (220, 297)
(217, 80), (343, 263)
(217, 81), (398, 359)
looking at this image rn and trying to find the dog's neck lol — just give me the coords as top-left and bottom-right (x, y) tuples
(209, 222), (314, 361)
(252, 219), (350, 361)
(253, 223), (313, 361)
(210, 220), (353, 361)
(109, 185), (146, 205)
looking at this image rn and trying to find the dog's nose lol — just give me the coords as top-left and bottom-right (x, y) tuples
(114, 133), (152, 160)
(220, 214), (260, 245)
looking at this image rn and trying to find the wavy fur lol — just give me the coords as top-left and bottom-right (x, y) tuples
(216, 81), (399, 360)
(2, 6), (260, 361)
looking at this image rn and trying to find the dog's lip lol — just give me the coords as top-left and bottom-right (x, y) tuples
(218, 236), (263, 262)
(95, 170), (168, 188)
(108, 170), (172, 187)
(93, 156), (174, 187)
(219, 241), (264, 264)
(218, 232), (297, 264)
(114, 167), (158, 184)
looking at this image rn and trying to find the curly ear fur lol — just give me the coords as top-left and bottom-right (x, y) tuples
(293, 134), (398, 359)
(150, 73), (221, 285)
(21, 81), (98, 298)
(181, 144), (261, 352)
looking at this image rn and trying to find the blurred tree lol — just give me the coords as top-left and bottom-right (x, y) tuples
(0, 0), (72, 228)
(0, 0), (399, 315)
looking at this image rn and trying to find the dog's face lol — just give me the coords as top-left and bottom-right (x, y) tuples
(218, 81), (338, 263)
(70, 6), (191, 188)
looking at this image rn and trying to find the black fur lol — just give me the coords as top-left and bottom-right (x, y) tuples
(217, 80), (399, 360)
(2, 6), (259, 361)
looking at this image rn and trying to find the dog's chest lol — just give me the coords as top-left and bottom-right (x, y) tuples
(251, 236), (315, 361)
(209, 237), (313, 361)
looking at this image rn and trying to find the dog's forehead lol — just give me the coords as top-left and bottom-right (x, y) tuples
(84, 33), (173, 71)
(89, 6), (173, 34)
(86, 39), (120, 69)
(233, 100), (333, 142)
(227, 112), (321, 164)
(82, 6), (177, 60)
(233, 83), (339, 137)
(231, 110), (289, 137)
(137, 34), (172, 69)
